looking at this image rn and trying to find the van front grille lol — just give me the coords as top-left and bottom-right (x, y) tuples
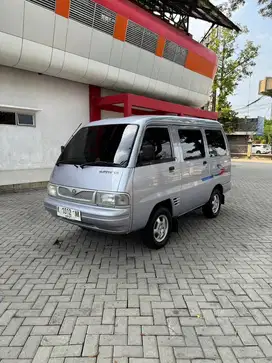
(58, 186), (95, 202)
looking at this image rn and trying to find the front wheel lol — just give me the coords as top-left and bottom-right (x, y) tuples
(142, 207), (172, 249)
(202, 189), (222, 218)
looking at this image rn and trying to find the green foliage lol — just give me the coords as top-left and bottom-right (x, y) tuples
(218, 104), (239, 133)
(264, 119), (272, 143)
(229, 0), (272, 17)
(208, 26), (260, 113)
(206, 20), (259, 132)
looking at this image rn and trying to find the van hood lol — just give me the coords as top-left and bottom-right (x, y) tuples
(50, 164), (126, 192)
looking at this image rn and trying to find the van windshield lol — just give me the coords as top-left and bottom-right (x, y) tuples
(57, 124), (138, 168)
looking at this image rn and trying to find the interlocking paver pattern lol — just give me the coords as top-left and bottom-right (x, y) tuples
(1, 161), (272, 362)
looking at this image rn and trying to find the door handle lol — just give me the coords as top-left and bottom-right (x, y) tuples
(169, 166), (175, 172)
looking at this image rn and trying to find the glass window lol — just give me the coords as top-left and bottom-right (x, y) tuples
(205, 130), (227, 157)
(18, 114), (34, 126)
(0, 111), (34, 126)
(138, 127), (173, 166)
(178, 129), (205, 160)
(0, 111), (16, 125)
(58, 124), (138, 168)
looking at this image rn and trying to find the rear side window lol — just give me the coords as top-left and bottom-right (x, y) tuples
(205, 130), (227, 157)
(178, 129), (205, 160)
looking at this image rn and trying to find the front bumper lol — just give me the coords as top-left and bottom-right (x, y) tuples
(44, 196), (131, 234)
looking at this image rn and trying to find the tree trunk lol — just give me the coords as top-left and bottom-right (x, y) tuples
(211, 89), (217, 112)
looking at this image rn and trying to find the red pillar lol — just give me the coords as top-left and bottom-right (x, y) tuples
(123, 94), (132, 117)
(89, 85), (101, 122)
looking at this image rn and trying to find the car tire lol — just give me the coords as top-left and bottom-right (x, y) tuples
(202, 188), (222, 219)
(142, 207), (172, 249)
(256, 151), (261, 154)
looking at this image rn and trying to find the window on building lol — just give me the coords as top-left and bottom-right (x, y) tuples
(178, 129), (205, 160)
(17, 114), (35, 126)
(137, 127), (174, 166)
(0, 111), (35, 127)
(205, 129), (227, 157)
(0, 112), (16, 125)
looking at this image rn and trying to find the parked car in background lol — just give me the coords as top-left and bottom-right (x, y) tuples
(252, 144), (271, 154)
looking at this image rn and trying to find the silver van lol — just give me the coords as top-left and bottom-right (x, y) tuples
(45, 116), (231, 249)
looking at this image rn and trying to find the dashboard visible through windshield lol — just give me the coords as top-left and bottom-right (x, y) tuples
(57, 124), (138, 168)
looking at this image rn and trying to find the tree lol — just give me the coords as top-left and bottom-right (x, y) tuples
(254, 120), (272, 143)
(228, 0), (272, 17)
(264, 119), (272, 143)
(207, 26), (260, 116)
(218, 104), (239, 133)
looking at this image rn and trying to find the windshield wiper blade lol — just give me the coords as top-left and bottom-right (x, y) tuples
(56, 161), (78, 168)
(80, 161), (123, 169)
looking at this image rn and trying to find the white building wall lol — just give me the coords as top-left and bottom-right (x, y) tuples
(0, 0), (212, 110)
(0, 66), (89, 186)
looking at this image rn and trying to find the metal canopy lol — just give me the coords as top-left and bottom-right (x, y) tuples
(130, 0), (240, 33)
(89, 86), (218, 122)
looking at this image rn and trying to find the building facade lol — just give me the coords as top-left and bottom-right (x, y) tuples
(0, 0), (234, 187)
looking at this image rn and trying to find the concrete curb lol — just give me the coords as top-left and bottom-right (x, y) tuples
(232, 158), (272, 164)
(0, 181), (48, 194)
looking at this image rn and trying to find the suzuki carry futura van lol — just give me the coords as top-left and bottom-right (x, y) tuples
(44, 116), (231, 249)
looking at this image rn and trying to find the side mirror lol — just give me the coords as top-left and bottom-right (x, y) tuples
(138, 143), (155, 164)
(61, 145), (65, 153)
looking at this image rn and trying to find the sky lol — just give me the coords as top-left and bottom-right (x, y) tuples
(189, 0), (272, 119)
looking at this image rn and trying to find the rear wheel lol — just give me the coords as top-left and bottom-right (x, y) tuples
(202, 188), (222, 218)
(142, 207), (172, 249)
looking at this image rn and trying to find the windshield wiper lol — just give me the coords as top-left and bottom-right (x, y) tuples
(56, 160), (78, 168)
(80, 161), (124, 169)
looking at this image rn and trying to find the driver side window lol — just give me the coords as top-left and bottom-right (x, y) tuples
(137, 127), (174, 166)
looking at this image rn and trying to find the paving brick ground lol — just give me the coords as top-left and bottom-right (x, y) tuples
(1, 161), (272, 363)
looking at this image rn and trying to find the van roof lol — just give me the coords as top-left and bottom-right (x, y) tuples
(86, 116), (221, 128)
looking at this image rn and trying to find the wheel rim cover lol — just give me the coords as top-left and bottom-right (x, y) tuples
(153, 215), (169, 243)
(212, 194), (220, 214)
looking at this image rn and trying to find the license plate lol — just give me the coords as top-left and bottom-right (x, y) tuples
(57, 206), (81, 221)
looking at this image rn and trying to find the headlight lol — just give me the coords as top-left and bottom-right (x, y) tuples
(96, 192), (129, 207)
(47, 183), (57, 197)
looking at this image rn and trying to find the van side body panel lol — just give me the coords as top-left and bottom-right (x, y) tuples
(174, 126), (212, 213)
(130, 123), (181, 232)
(203, 126), (232, 195)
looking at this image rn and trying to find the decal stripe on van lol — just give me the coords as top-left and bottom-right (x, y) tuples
(201, 168), (225, 182)
(202, 175), (213, 182)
